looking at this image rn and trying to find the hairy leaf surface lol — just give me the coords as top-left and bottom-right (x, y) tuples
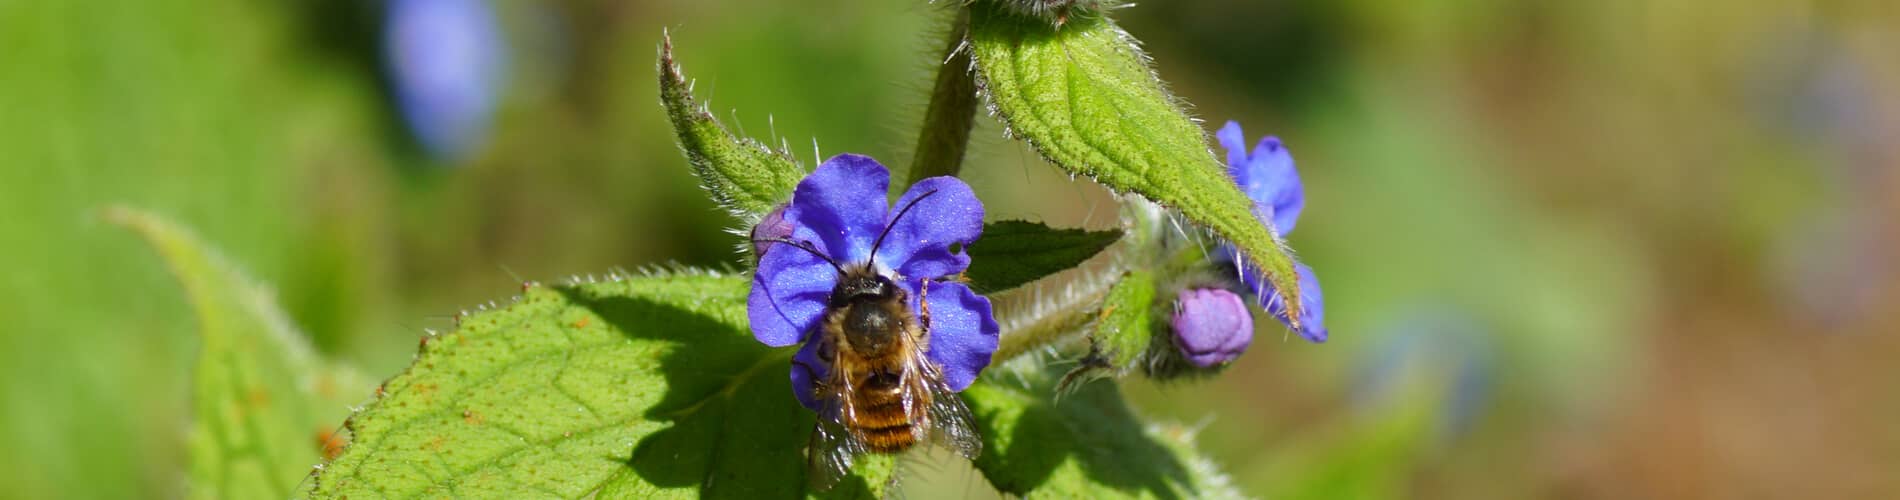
(661, 33), (805, 217)
(1094, 270), (1158, 369)
(309, 272), (891, 498)
(967, 3), (1305, 322)
(1054, 270), (1157, 392)
(967, 366), (1245, 499)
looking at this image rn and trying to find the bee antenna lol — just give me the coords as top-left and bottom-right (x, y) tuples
(868, 189), (940, 269)
(753, 237), (846, 274)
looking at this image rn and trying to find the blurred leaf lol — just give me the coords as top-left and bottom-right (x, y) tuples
(660, 32), (806, 217)
(965, 220), (1121, 293)
(308, 271), (892, 498)
(967, 366), (1245, 499)
(1255, 388), (1438, 500)
(106, 206), (369, 499)
(967, 3), (1305, 323)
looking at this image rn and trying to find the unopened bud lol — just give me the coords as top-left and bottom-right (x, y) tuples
(750, 203), (794, 259)
(1170, 288), (1253, 367)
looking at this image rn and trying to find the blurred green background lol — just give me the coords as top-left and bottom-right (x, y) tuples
(5, 0), (1897, 498)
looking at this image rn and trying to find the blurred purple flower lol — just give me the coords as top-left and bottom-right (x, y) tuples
(385, 0), (506, 161)
(1216, 121), (1327, 343)
(1743, 29), (1896, 329)
(1170, 288), (1254, 367)
(747, 154), (998, 410)
(1351, 309), (1494, 440)
(1777, 210), (1891, 330)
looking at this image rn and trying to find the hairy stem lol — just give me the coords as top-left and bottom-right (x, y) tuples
(907, 6), (979, 184)
(989, 264), (1122, 363)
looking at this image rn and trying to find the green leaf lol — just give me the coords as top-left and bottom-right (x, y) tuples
(965, 220), (1121, 293)
(308, 271), (892, 498)
(1055, 270), (1156, 392)
(660, 31), (805, 217)
(1092, 270), (1158, 370)
(106, 206), (369, 499)
(967, 366), (1246, 499)
(967, 3), (1306, 323)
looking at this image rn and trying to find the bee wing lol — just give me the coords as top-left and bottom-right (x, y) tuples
(912, 351), (983, 460)
(806, 412), (857, 491)
(807, 341), (868, 491)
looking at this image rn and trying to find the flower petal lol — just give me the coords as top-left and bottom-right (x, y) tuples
(790, 339), (827, 411)
(1248, 136), (1305, 234)
(785, 154), (892, 264)
(911, 281), (998, 392)
(748, 245), (836, 347)
(1259, 262), (1327, 343)
(874, 176), (984, 280)
(1217, 120), (1249, 170)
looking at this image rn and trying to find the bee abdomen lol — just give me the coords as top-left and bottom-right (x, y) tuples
(851, 397), (920, 427)
(853, 421), (917, 453)
(848, 396), (927, 453)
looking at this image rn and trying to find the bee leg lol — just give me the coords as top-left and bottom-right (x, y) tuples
(917, 277), (933, 346)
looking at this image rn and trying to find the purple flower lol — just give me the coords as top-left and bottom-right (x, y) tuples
(385, 0), (506, 161)
(747, 154), (999, 409)
(1217, 121), (1328, 343)
(1171, 288), (1254, 367)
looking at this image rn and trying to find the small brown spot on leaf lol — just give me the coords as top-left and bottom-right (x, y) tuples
(316, 428), (348, 460)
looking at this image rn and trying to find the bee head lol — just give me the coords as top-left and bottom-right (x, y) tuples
(830, 269), (900, 308)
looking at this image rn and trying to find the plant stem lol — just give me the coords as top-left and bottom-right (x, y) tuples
(907, 6), (979, 184)
(989, 266), (1121, 363)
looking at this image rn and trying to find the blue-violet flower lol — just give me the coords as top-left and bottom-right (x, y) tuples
(1171, 288), (1254, 367)
(385, 0), (506, 161)
(1217, 121), (1328, 342)
(748, 154), (999, 410)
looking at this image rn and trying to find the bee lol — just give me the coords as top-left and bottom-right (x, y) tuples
(759, 191), (982, 490)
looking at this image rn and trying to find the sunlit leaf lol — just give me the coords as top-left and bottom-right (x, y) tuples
(967, 3), (1305, 322)
(307, 271), (892, 498)
(965, 220), (1121, 293)
(107, 206), (370, 499)
(1092, 270), (1158, 370)
(660, 32), (805, 217)
(1054, 270), (1156, 392)
(967, 366), (1246, 499)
